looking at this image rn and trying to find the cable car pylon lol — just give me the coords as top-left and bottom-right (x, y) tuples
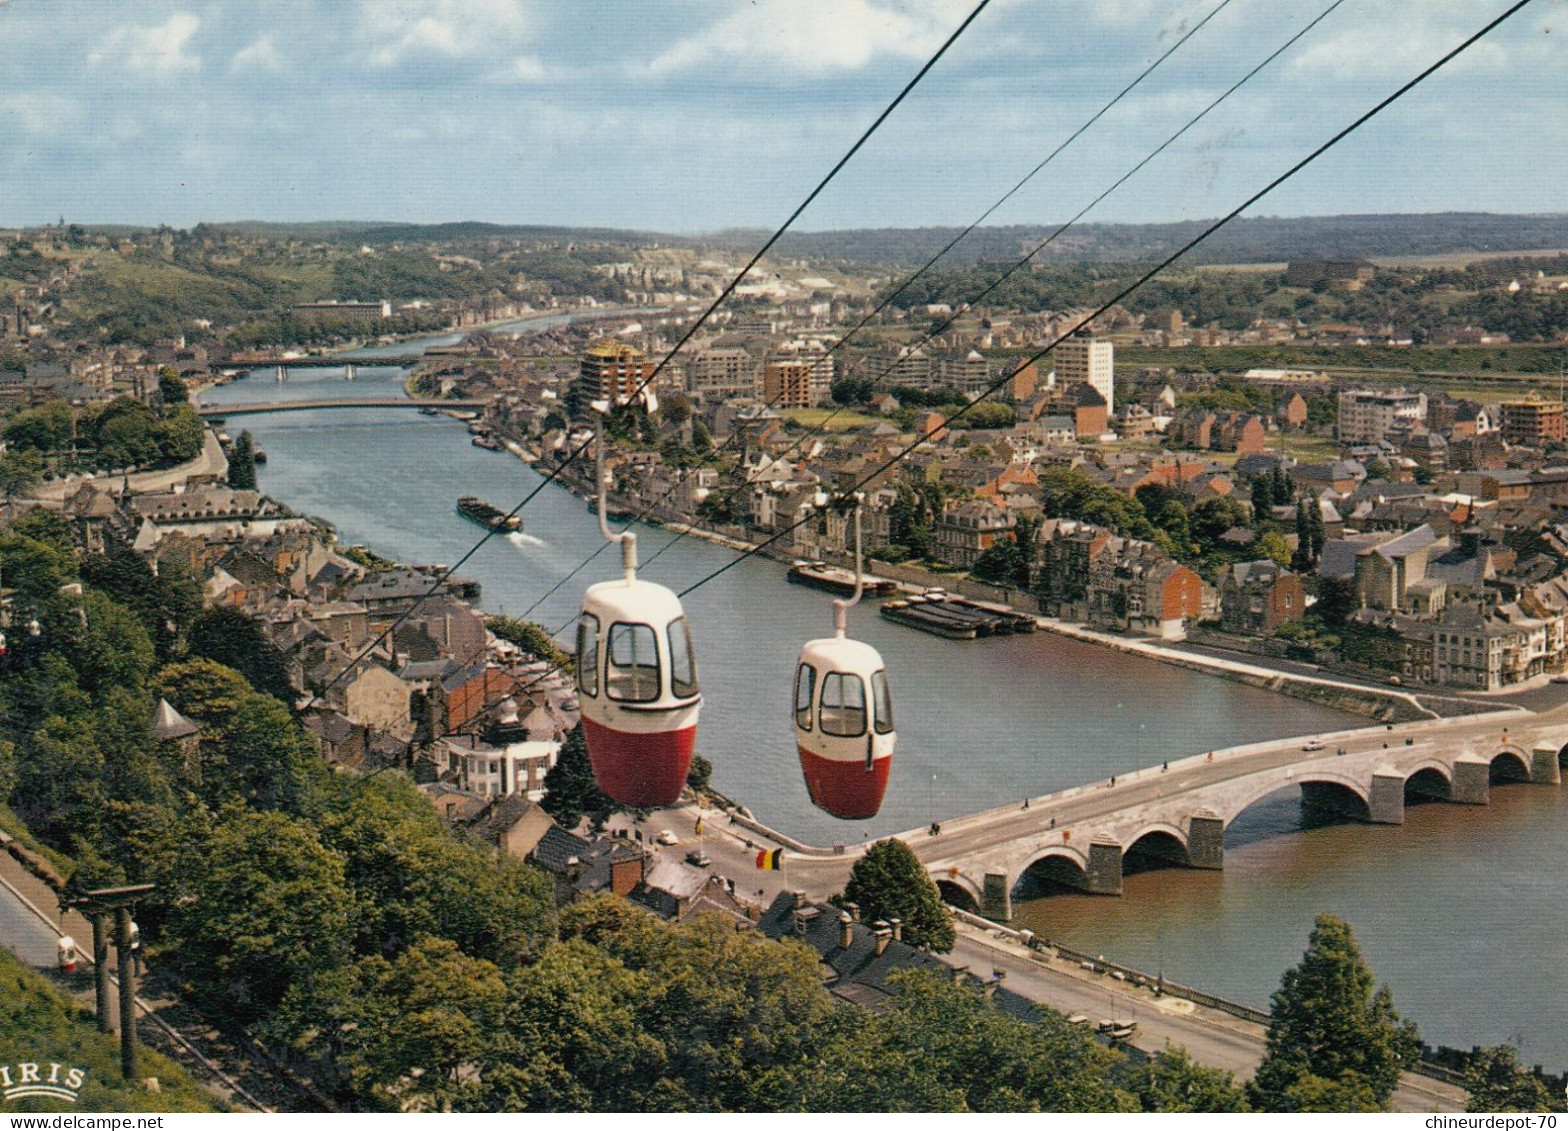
(793, 494), (895, 820)
(574, 407), (702, 808)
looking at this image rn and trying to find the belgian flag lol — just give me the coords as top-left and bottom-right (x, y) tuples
(755, 848), (783, 870)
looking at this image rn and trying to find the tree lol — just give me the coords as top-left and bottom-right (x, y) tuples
(686, 753), (712, 793)
(1123, 1047), (1250, 1112)
(842, 838), (955, 952)
(1463, 1046), (1564, 1113)
(0, 450), (45, 497)
(229, 430), (258, 490)
(1256, 530), (1292, 569)
(1250, 475), (1274, 520)
(1293, 499), (1316, 572)
(157, 369), (189, 412)
(540, 725), (616, 830)
(160, 809), (353, 1022)
(1250, 914), (1421, 1112)
(1269, 464), (1293, 505)
(1315, 576), (1357, 627)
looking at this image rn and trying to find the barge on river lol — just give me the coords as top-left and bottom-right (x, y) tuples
(879, 589), (1036, 640)
(456, 495), (521, 532)
(786, 560), (897, 598)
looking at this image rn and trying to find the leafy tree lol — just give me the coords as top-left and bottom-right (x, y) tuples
(785, 969), (1133, 1112)
(315, 774), (553, 968)
(1293, 499), (1317, 572)
(842, 838), (955, 952)
(160, 809), (353, 1022)
(1256, 530), (1292, 569)
(686, 753), (712, 793)
(1315, 576), (1357, 627)
(0, 450), (45, 497)
(1122, 1047), (1249, 1112)
(157, 369), (189, 411)
(8, 507), (76, 557)
(540, 725), (616, 830)
(4, 401), (74, 453)
(1463, 1046), (1564, 1113)
(1250, 914), (1421, 1112)
(275, 936), (509, 1112)
(487, 615), (572, 674)
(963, 401), (1015, 429)
(690, 418), (713, 452)
(81, 546), (204, 659)
(186, 605), (295, 701)
(228, 430), (258, 490)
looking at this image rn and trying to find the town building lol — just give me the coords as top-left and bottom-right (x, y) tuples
(1051, 335), (1114, 415)
(1337, 389), (1427, 443)
(1497, 397), (1567, 448)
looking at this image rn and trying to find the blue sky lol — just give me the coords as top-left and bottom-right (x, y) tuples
(0, 0), (1562, 233)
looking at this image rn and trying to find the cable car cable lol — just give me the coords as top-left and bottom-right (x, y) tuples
(674, 0), (1536, 601)
(636, 0), (1348, 570)
(399, 0), (1533, 743)
(307, 0), (994, 704)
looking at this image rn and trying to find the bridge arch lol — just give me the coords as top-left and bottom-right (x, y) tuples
(1221, 771), (1373, 828)
(1123, 823), (1192, 873)
(1490, 746), (1531, 784)
(1403, 762), (1453, 803)
(1014, 845), (1092, 897)
(933, 870), (981, 913)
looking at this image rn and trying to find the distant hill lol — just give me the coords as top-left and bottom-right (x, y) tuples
(84, 212), (1568, 266)
(754, 213), (1568, 267)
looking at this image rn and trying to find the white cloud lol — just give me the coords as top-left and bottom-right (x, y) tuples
(1288, 11), (1514, 79)
(91, 12), (202, 75)
(362, 0), (532, 67)
(231, 34), (282, 74)
(487, 55), (550, 84)
(648, 0), (956, 75)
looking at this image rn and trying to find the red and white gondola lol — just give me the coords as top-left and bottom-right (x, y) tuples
(792, 496), (895, 820)
(576, 408), (702, 808)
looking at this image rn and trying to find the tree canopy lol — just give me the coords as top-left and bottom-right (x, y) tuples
(1251, 914), (1421, 1112)
(842, 837), (955, 952)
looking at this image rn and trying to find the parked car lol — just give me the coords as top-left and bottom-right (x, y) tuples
(685, 850), (711, 868)
(654, 830), (679, 845)
(1302, 739), (1326, 752)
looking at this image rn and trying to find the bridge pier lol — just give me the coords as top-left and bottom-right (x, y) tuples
(982, 873), (1012, 921)
(1369, 772), (1406, 825)
(1531, 744), (1562, 785)
(1087, 837), (1123, 896)
(1451, 758), (1490, 805)
(1187, 812), (1224, 870)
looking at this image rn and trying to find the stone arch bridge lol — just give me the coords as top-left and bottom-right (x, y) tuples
(885, 709), (1568, 922)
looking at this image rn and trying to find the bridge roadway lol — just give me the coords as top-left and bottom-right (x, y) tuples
(224, 354), (426, 368)
(196, 398), (489, 417)
(774, 702), (1568, 919)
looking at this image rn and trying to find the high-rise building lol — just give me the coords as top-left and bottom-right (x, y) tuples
(684, 347), (758, 399)
(763, 359), (816, 409)
(577, 340), (653, 409)
(1052, 336), (1115, 415)
(1336, 389), (1427, 443)
(1498, 397), (1567, 447)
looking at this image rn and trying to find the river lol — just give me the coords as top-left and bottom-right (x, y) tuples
(200, 321), (1568, 1071)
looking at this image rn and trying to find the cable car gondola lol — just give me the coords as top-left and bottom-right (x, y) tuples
(576, 408), (701, 808)
(793, 495), (895, 820)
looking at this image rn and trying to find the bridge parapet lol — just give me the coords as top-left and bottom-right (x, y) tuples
(903, 709), (1568, 919)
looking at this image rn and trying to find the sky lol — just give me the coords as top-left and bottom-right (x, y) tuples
(0, 0), (1563, 234)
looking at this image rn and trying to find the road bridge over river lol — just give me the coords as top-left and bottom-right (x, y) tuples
(775, 704), (1568, 920)
(196, 398), (489, 417)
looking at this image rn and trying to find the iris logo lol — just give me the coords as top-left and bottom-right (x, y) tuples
(1, 1062), (87, 1104)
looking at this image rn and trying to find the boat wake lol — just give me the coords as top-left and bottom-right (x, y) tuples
(507, 531), (546, 549)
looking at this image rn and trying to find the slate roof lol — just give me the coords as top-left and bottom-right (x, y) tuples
(151, 698), (200, 741)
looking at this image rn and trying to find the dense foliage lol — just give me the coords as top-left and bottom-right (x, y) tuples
(841, 838), (955, 952)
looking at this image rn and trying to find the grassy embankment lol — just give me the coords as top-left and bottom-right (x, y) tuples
(0, 947), (220, 1113)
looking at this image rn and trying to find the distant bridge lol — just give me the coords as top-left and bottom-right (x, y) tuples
(223, 355), (427, 369)
(196, 398), (489, 417)
(783, 706), (1568, 920)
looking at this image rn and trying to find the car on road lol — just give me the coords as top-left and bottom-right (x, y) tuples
(654, 830), (679, 845)
(684, 850), (711, 867)
(1553, 675), (1568, 685)
(1302, 739), (1326, 752)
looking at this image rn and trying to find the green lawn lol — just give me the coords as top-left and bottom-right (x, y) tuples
(781, 407), (886, 431)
